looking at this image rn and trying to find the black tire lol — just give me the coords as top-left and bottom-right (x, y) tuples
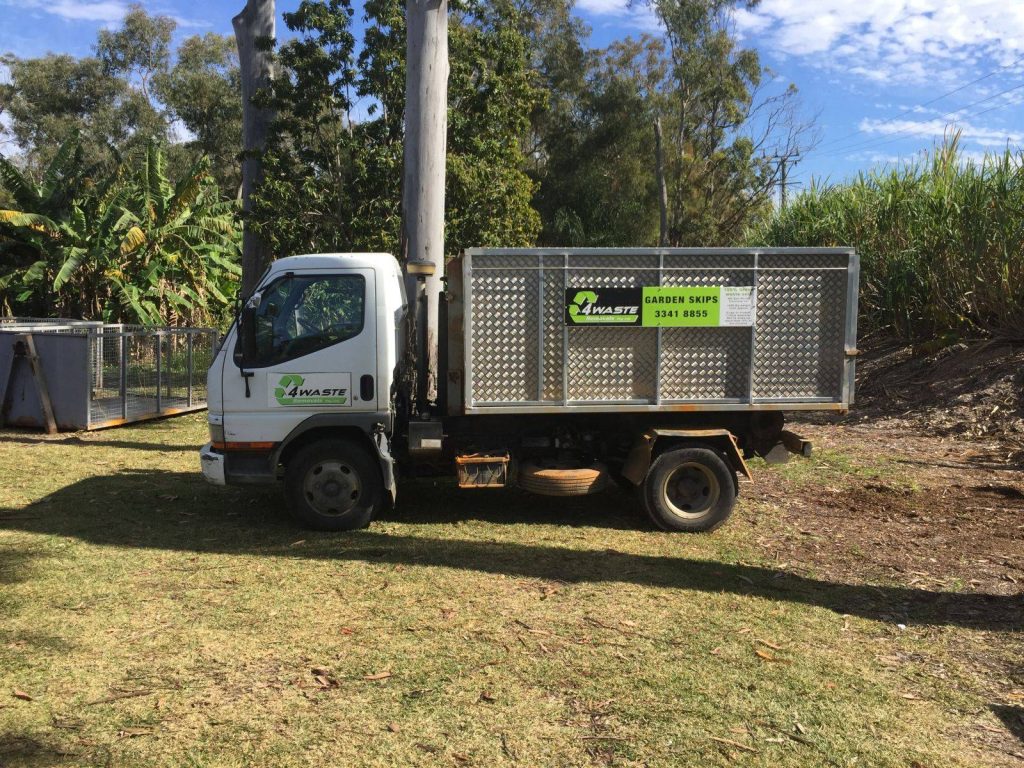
(518, 460), (608, 497)
(641, 446), (736, 532)
(284, 439), (383, 531)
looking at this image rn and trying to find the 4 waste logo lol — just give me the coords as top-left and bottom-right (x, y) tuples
(273, 373), (350, 406)
(564, 288), (642, 325)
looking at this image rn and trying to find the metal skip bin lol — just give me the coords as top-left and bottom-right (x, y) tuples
(0, 318), (218, 431)
(456, 248), (859, 414)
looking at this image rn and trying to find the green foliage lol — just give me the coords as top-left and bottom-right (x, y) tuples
(0, 52), (160, 172)
(0, 0), (811, 293)
(250, 0), (363, 256)
(0, 7), (241, 194)
(96, 3), (175, 100)
(446, 0), (542, 248)
(153, 34), (244, 194)
(648, 0), (796, 245)
(533, 38), (662, 246)
(250, 0), (540, 260)
(0, 135), (240, 325)
(529, 0), (805, 247)
(749, 136), (1024, 341)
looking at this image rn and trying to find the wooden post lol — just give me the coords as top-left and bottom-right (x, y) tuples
(186, 332), (194, 408)
(403, 0), (448, 408)
(233, 0), (276, 298)
(120, 332), (128, 420)
(0, 334), (58, 434)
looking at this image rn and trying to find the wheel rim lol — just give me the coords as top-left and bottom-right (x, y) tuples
(303, 460), (362, 517)
(661, 462), (720, 518)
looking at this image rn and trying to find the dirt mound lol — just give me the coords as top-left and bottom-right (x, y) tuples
(848, 336), (1024, 448)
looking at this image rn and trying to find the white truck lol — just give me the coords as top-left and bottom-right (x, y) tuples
(200, 247), (859, 532)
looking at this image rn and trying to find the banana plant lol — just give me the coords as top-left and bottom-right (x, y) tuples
(0, 132), (92, 313)
(0, 135), (240, 325)
(113, 142), (241, 325)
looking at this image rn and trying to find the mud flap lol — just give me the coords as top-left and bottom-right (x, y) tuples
(373, 427), (398, 507)
(621, 428), (752, 486)
(758, 430), (813, 464)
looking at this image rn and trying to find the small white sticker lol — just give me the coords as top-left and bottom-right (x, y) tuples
(720, 286), (756, 326)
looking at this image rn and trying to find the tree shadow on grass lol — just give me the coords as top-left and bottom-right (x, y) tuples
(1, 470), (1021, 633)
(991, 705), (1024, 749)
(0, 433), (199, 453)
(389, 478), (649, 531)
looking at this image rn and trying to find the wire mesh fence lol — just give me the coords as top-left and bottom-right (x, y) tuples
(0, 318), (217, 430)
(87, 325), (217, 428)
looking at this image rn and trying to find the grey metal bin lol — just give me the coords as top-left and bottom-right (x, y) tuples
(0, 318), (218, 431)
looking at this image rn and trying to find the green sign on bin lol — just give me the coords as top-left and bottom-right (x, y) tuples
(564, 285), (756, 327)
(641, 286), (721, 327)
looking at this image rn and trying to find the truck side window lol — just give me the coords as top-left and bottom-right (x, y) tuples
(245, 274), (365, 367)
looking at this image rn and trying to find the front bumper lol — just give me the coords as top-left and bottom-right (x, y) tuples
(199, 442), (226, 486)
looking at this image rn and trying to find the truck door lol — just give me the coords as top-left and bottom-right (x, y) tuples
(221, 268), (378, 443)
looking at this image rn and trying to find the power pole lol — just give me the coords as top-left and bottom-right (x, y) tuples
(654, 115), (668, 247)
(402, 0), (448, 411)
(778, 151), (799, 211)
(233, 0), (275, 298)
(780, 155), (789, 211)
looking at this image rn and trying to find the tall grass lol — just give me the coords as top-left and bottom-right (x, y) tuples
(750, 135), (1024, 341)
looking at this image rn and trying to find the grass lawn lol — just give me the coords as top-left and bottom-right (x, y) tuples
(0, 415), (1021, 767)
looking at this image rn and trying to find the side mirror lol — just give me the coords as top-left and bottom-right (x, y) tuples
(234, 291), (262, 369)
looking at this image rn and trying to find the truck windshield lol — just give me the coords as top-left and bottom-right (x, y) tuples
(246, 273), (365, 367)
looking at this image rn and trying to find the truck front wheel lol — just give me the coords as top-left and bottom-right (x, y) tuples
(642, 446), (736, 532)
(284, 439), (383, 531)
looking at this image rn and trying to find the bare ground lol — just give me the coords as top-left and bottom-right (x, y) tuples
(755, 334), (1024, 765)
(847, 335), (1024, 451)
(745, 419), (1024, 765)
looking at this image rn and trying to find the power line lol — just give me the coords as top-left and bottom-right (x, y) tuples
(814, 52), (1024, 152)
(827, 81), (1024, 157)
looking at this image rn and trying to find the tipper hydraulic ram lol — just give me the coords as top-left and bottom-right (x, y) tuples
(200, 247), (859, 532)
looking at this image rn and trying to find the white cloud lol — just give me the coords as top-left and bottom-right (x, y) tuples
(168, 118), (197, 144)
(169, 14), (210, 30)
(3, 0), (209, 29)
(0, 111), (21, 159)
(38, 0), (128, 23)
(735, 1), (1024, 85)
(855, 147), (1004, 169)
(858, 117), (1023, 145)
(575, 0), (661, 33)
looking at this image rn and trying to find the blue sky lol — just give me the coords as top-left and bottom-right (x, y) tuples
(2, 0), (1023, 191)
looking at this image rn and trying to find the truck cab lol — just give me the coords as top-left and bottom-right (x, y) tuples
(201, 253), (406, 526)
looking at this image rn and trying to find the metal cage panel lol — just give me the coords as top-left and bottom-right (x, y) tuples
(0, 318), (217, 430)
(460, 248), (859, 414)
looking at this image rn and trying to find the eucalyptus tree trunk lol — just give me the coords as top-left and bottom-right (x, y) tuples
(402, 0), (448, 408)
(233, 0), (275, 298)
(654, 115), (669, 247)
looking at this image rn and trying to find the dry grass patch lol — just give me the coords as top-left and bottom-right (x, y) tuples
(0, 416), (1020, 766)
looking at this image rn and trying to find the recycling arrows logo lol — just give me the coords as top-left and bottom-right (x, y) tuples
(274, 374), (306, 405)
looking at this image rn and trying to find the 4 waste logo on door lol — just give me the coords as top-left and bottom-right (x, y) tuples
(270, 373), (352, 407)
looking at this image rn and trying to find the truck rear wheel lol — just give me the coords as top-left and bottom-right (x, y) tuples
(642, 446), (736, 532)
(284, 439), (383, 531)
